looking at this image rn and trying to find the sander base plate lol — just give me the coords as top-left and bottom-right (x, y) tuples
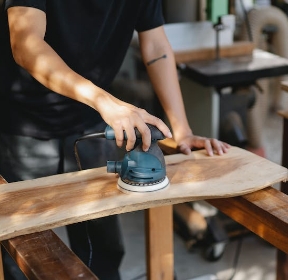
(117, 176), (169, 193)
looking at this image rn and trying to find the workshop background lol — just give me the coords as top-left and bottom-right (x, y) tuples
(110, 0), (288, 279)
(52, 0), (288, 279)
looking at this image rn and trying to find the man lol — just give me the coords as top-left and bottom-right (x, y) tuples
(0, 1), (230, 279)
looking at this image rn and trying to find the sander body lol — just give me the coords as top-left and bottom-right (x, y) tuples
(74, 124), (169, 193)
(106, 124), (169, 193)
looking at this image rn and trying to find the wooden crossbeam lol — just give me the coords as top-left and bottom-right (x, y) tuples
(1, 231), (98, 280)
(208, 187), (288, 253)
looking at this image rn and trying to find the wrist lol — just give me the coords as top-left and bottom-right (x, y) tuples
(172, 126), (193, 143)
(75, 80), (106, 111)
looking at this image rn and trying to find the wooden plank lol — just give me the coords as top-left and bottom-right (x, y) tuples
(0, 146), (286, 241)
(145, 205), (173, 280)
(174, 41), (255, 63)
(1, 231), (98, 280)
(208, 187), (288, 253)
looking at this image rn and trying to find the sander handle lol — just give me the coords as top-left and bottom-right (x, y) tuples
(105, 124), (165, 141)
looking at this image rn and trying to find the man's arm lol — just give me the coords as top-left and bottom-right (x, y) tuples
(138, 26), (229, 155)
(7, 6), (172, 151)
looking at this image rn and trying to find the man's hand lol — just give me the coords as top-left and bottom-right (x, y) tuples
(96, 91), (172, 152)
(175, 133), (230, 156)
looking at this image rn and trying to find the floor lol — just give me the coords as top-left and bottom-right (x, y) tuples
(54, 87), (287, 280)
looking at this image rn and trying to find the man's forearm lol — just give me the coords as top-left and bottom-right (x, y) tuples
(8, 6), (105, 113)
(141, 40), (192, 139)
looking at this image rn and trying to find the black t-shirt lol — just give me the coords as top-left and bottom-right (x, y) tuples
(0, 0), (164, 138)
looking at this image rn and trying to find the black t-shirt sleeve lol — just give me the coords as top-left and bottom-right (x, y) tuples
(5, 0), (46, 12)
(135, 0), (164, 32)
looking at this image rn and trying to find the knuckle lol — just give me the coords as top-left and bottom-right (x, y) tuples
(138, 108), (147, 114)
(143, 125), (151, 135)
(128, 134), (136, 142)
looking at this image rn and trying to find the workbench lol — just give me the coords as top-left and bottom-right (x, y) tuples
(0, 143), (287, 280)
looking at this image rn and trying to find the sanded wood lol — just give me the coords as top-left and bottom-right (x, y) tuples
(145, 206), (173, 280)
(0, 146), (286, 241)
(174, 41), (254, 63)
(1, 230), (98, 280)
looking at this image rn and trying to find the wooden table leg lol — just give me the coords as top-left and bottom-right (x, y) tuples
(277, 113), (288, 280)
(0, 245), (4, 280)
(145, 205), (174, 280)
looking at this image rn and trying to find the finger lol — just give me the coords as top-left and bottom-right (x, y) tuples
(124, 125), (137, 151)
(221, 144), (230, 154)
(178, 143), (191, 155)
(204, 139), (214, 156)
(211, 139), (224, 156)
(223, 142), (231, 152)
(142, 113), (172, 139)
(113, 126), (125, 148)
(135, 123), (151, 151)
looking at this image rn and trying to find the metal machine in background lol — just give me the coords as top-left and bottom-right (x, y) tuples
(74, 124), (169, 193)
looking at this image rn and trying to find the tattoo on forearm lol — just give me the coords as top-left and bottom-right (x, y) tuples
(146, 54), (167, 66)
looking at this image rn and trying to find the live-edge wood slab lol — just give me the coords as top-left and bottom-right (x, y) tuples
(0, 146), (287, 241)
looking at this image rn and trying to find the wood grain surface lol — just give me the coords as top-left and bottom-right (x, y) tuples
(145, 206), (174, 280)
(208, 187), (288, 254)
(0, 146), (287, 241)
(1, 230), (98, 280)
(174, 41), (254, 63)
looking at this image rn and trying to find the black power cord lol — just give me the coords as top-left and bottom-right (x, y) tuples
(74, 131), (105, 170)
(227, 238), (243, 280)
(73, 131), (106, 269)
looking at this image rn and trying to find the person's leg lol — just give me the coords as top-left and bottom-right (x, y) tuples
(64, 122), (125, 280)
(0, 133), (61, 280)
